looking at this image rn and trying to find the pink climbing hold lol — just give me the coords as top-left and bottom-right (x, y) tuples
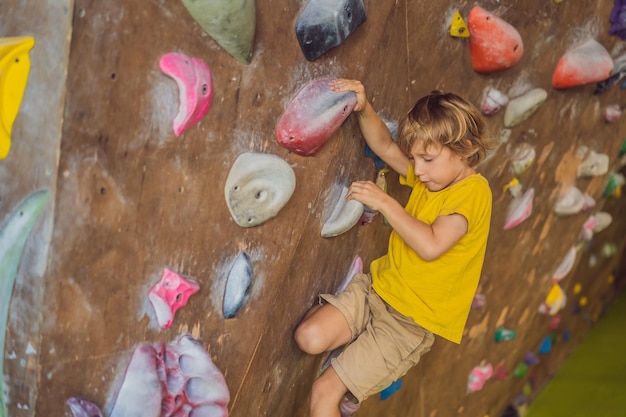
(148, 268), (200, 328)
(552, 39), (614, 89)
(159, 52), (214, 136)
(467, 363), (493, 393)
(468, 6), (523, 73)
(276, 77), (357, 156)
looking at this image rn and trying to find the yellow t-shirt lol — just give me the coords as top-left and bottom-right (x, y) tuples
(371, 165), (492, 344)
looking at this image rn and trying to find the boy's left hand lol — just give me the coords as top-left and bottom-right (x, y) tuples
(346, 180), (390, 211)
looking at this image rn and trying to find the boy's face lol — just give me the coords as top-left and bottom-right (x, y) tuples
(408, 142), (472, 192)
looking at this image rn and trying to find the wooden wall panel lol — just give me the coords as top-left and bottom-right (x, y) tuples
(0, 0), (71, 415)
(1, 0), (625, 416)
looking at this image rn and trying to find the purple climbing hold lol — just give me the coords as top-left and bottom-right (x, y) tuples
(295, 0), (367, 61)
(523, 352), (540, 366)
(609, 0), (626, 39)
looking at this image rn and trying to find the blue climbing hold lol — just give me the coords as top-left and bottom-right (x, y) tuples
(562, 328), (571, 342)
(380, 379), (403, 400)
(365, 144), (385, 170)
(538, 336), (552, 354)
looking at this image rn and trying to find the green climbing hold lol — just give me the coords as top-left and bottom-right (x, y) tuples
(513, 363), (528, 378)
(181, 0), (256, 64)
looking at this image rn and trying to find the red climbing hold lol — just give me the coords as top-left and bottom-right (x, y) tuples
(276, 77), (357, 156)
(468, 6), (523, 73)
(552, 39), (614, 89)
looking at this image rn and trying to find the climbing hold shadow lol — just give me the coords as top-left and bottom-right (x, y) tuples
(276, 77), (357, 156)
(224, 153), (296, 227)
(223, 252), (254, 319)
(181, 0), (256, 64)
(552, 39), (614, 89)
(295, 0), (367, 61)
(0, 36), (35, 159)
(148, 268), (200, 329)
(468, 6), (523, 73)
(321, 186), (364, 238)
(159, 52), (213, 137)
(594, 51), (626, 94)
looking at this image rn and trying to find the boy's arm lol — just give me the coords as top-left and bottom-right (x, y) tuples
(347, 181), (469, 261)
(330, 79), (410, 177)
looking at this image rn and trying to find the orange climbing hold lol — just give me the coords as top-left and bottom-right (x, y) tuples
(468, 6), (523, 73)
(552, 39), (614, 89)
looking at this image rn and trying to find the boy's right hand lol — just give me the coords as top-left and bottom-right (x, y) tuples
(329, 79), (368, 112)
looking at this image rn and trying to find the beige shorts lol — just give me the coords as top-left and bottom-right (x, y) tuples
(320, 273), (434, 403)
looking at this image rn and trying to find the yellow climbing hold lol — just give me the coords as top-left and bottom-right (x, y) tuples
(573, 283), (582, 294)
(449, 10), (470, 38)
(579, 296), (588, 307)
(608, 274), (615, 284)
(0, 36), (34, 159)
(546, 284), (563, 306)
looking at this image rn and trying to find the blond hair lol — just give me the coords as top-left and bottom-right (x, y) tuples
(397, 91), (494, 167)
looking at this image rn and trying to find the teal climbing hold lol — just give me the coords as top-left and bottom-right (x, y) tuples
(495, 327), (517, 342)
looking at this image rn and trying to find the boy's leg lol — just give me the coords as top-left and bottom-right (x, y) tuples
(310, 366), (348, 417)
(295, 304), (354, 417)
(294, 303), (352, 355)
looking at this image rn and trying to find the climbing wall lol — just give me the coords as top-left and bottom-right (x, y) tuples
(1, 0), (626, 417)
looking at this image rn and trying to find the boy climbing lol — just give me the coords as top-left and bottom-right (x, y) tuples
(294, 79), (495, 417)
